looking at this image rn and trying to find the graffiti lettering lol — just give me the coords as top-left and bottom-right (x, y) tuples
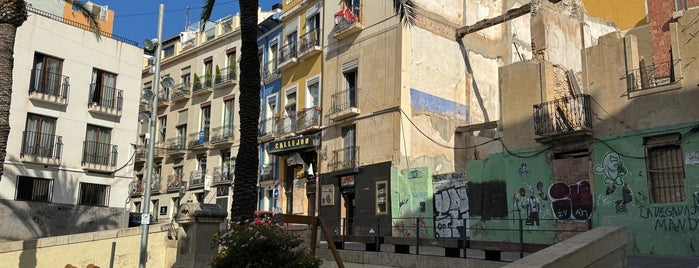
(654, 218), (699, 232)
(640, 206), (699, 219)
(432, 172), (469, 238)
(548, 180), (593, 220)
(638, 204), (699, 232)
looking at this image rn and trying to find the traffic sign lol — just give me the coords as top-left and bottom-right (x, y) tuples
(273, 188), (279, 199)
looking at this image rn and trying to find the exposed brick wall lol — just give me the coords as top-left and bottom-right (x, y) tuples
(646, 0), (699, 66)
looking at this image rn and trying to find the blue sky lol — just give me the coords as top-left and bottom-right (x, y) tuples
(102, 0), (280, 47)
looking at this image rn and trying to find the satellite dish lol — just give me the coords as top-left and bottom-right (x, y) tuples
(141, 89), (154, 100)
(138, 112), (150, 123)
(143, 38), (158, 51)
(161, 76), (175, 88)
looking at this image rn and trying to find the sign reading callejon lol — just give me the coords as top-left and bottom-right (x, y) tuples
(268, 134), (320, 154)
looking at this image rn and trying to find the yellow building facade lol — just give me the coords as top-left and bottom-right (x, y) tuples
(583, 0), (647, 30)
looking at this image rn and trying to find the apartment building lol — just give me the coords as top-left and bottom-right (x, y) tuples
(0, 4), (141, 240)
(265, 0), (324, 217)
(257, 11), (284, 212)
(132, 7), (281, 223)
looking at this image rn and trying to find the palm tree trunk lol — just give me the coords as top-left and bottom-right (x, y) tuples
(231, 0), (261, 222)
(0, 0), (28, 177)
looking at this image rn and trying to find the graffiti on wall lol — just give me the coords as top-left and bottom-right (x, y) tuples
(432, 172), (469, 238)
(391, 167), (433, 238)
(594, 152), (632, 213)
(520, 188), (542, 226)
(548, 180), (593, 220)
(638, 192), (699, 232)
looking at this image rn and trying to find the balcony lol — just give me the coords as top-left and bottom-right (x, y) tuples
(189, 170), (206, 189)
(212, 166), (233, 185)
(328, 88), (360, 121)
(333, 8), (362, 39)
(298, 29), (322, 60)
(259, 163), (276, 184)
(278, 42), (298, 70)
(214, 65), (237, 89)
(627, 59), (680, 95)
(131, 180), (144, 197)
(167, 174), (185, 192)
(139, 100), (151, 112)
(296, 106), (321, 134)
(262, 60), (280, 84)
(533, 94), (593, 144)
(170, 83), (190, 103)
(210, 125), (236, 148)
(20, 131), (62, 166)
(166, 137), (187, 156)
(28, 69), (69, 106)
(275, 114), (297, 138)
(151, 175), (162, 194)
(81, 141), (118, 172)
(258, 116), (278, 142)
(327, 146), (359, 172)
(135, 145), (164, 163)
(188, 130), (210, 150)
(157, 91), (169, 109)
(192, 75), (213, 97)
(87, 84), (123, 117)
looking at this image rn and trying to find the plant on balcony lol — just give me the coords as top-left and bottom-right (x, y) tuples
(215, 65), (222, 84)
(205, 67), (213, 87)
(229, 60), (237, 80)
(193, 73), (202, 91)
(210, 220), (320, 268)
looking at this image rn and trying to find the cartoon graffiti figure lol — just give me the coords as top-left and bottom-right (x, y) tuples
(536, 181), (548, 201)
(615, 184), (632, 214)
(594, 152), (628, 195)
(521, 189), (540, 226)
(519, 163), (530, 175)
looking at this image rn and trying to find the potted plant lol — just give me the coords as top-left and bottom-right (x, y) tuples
(193, 73), (202, 91)
(215, 65), (222, 84)
(205, 67), (212, 88)
(229, 59), (237, 80)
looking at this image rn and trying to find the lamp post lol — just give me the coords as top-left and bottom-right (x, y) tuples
(139, 4), (165, 268)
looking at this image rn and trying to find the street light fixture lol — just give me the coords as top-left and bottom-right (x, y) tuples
(139, 4), (166, 268)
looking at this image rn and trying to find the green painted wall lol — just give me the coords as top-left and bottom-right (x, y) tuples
(390, 167), (434, 238)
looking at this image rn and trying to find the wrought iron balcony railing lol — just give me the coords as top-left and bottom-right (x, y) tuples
(215, 65), (237, 85)
(279, 42), (298, 65)
(29, 68), (70, 99)
(167, 136), (186, 151)
(259, 116), (278, 138)
(328, 146), (359, 172)
(533, 94), (592, 136)
(131, 181), (144, 196)
(299, 29), (321, 55)
(21, 131), (62, 160)
(212, 166), (233, 184)
(259, 162), (276, 182)
(81, 141), (117, 166)
(189, 170), (206, 188)
(188, 130), (210, 148)
(627, 60), (679, 92)
(210, 125), (235, 144)
(296, 106), (321, 132)
(330, 88), (359, 114)
(263, 60), (280, 82)
(167, 175), (185, 192)
(88, 84), (123, 111)
(333, 7), (362, 38)
(276, 114), (297, 136)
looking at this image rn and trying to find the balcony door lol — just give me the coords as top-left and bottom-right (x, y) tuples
(32, 53), (63, 95)
(24, 114), (56, 157)
(85, 125), (111, 165)
(342, 125), (356, 167)
(343, 69), (357, 108)
(200, 105), (211, 142)
(90, 68), (117, 106)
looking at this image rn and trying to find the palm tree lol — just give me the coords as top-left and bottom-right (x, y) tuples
(200, 0), (415, 221)
(0, 0), (100, 177)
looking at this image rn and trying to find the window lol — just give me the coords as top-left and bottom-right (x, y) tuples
(23, 114), (57, 158)
(31, 53), (64, 96)
(180, 67), (191, 89)
(307, 77), (320, 108)
(198, 154), (208, 172)
(306, 4), (321, 33)
(204, 60), (213, 87)
(158, 116), (167, 142)
(78, 182), (110, 206)
(134, 201), (141, 213)
(84, 125), (113, 165)
(200, 105), (211, 142)
(285, 89), (297, 118)
(16, 176), (53, 202)
(226, 51), (237, 79)
(224, 99), (235, 135)
(89, 68), (118, 108)
(177, 110), (188, 146)
(344, 0), (362, 20)
(269, 41), (279, 70)
(344, 68), (358, 108)
(645, 133), (686, 204)
(342, 125), (356, 165)
(163, 44), (175, 58)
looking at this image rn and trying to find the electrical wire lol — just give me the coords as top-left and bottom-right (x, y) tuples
(115, 1), (239, 18)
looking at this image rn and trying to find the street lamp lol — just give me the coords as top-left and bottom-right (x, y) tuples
(138, 4), (170, 268)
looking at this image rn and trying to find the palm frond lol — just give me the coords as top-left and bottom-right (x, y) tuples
(393, 0), (417, 27)
(200, 0), (216, 31)
(64, 0), (101, 40)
